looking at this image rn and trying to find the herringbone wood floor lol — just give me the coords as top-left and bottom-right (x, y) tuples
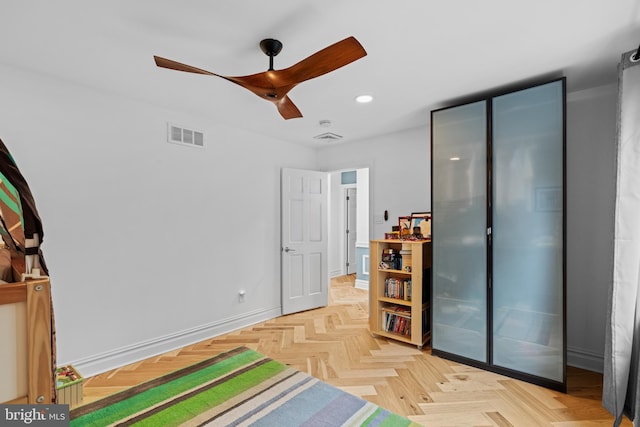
(82, 275), (629, 426)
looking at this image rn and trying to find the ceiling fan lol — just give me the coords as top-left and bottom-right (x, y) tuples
(154, 36), (367, 120)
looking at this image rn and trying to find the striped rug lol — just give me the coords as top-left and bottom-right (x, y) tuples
(70, 347), (421, 426)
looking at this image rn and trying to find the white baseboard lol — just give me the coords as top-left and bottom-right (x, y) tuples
(355, 279), (369, 291)
(567, 346), (604, 373)
(67, 307), (281, 378)
(329, 269), (344, 278)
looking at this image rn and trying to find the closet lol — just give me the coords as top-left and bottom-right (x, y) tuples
(430, 78), (566, 391)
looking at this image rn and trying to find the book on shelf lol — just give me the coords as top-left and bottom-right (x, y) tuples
(382, 304), (411, 315)
(395, 316), (403, 333)
(384, 277), (412, 300)
(382, 305), (412, 337)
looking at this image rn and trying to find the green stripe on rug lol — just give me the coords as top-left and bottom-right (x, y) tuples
(71, 347), (271, 426)
(122, 360), (287, 426)
(361, 407), (418, 427)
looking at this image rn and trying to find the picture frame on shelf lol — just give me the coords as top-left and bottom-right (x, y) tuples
(398, 216), (411, 237)
(410, 212), (431, 238)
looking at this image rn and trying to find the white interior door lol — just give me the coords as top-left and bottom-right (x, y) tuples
(345, 187), (357, 274)
(281, 168), (328, 315)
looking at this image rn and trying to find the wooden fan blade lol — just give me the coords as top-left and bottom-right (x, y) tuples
(154, 57), (283, 95)
(154, 55), (267, 95)
(275, 95), (303, 119)
(278, 36), (367, 85)
(153, 56), (222, 76)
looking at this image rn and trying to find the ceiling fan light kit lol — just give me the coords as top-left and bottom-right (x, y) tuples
(154, 36), (367, 120)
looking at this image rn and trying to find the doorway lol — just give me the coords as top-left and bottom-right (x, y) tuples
(328, 168), (369, 283)
(280, 167), (369, 316)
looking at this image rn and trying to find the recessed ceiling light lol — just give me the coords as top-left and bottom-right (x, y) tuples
(450, 157), (461, 161)
(355, 94), (373, 103)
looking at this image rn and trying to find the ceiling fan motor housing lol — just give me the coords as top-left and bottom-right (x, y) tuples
(260, 38), (283, 71)
(260, 39), (283, 57)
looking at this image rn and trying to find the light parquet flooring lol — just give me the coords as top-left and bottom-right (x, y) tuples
(82, 275), (630, 426)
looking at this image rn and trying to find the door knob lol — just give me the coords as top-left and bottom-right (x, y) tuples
(283, 247), (296, 253)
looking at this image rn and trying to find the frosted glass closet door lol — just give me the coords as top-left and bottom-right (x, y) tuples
(491, 80), (564, 382)
(432, 101), (488, 362)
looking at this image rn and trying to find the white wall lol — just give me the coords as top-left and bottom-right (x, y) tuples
(317, 127), (431, 240)
(566, 84), (617, 372)
(356, 168), (370, 246)
(0, 63), (316, 376)
(354, 168), (370, 290)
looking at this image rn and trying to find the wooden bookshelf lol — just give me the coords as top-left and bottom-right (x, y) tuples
(369, 239), (431, 349)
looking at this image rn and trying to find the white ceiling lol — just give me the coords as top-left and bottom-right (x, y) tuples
(2, 1), (639, 146)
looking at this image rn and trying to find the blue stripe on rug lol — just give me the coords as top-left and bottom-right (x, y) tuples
(250, 380), (363, 426)
(300, 388), (369, 426)
(223, 373), (316, 426)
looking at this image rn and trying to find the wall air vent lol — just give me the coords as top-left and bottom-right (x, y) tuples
(313, 132), (343, 142)
(167, 123), (204, 148)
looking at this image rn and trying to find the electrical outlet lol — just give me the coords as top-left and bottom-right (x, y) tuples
(238, 290), (246, 302)
(374, 215), (384, 224)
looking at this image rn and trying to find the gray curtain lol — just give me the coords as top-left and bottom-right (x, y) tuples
(603, 48), (640, 426)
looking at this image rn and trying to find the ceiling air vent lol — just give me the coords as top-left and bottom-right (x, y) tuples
(167, 123), (204, 148)
(313, 132), (343, 142)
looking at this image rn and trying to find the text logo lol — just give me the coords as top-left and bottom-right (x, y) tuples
(0, 405), (69, 426)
